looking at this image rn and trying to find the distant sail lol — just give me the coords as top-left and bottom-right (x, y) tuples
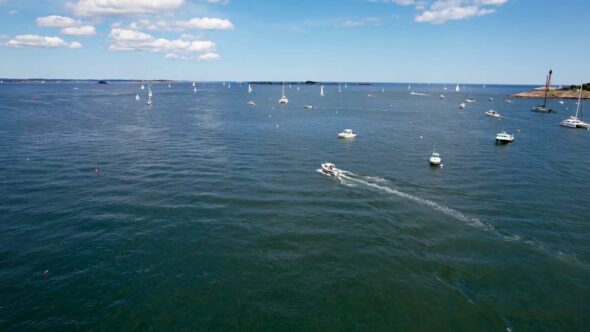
(455, 84), (460, 92)
(320, 85), (324, 97)
(248, 84), (252, 93)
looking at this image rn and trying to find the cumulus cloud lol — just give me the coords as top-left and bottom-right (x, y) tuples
(61, 25), (96, 36)
(165, 52), (220, 61)
(204, 0), (229, 4)
(109, 28), (216, 61)
(340, 17), (381, 28)
(36, 15), (82, 28)
(123, 17), (234, 31)
(6, 34), (82, 48)
(67, 0), (184, 17)
(198, 52), (220, 60)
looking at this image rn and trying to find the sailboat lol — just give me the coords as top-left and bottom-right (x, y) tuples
(455, 84), (460, 92)
(248, 84), (253, 94)
(279, 83), (288, 104)
(560, 84), (589, 128)
(168, 83), (171, 88)
(141, 84), (145, 90)
(146, 86), (153, 105)
(408, 83), (411, 89)
(532, 69), (555, 113)
(193, 87), (197, 93)
(135, 93), (140, 101)
(344, 83), (348, 89)
(228, 83), (231, 89)
(320, 85), (325, 97)
(338, 83), (342, 93)
(192, 81), (196, 87)
(443, 84), (447, 90)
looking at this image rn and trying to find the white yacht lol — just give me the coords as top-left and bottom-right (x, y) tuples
(429, 149), (442, 166)
(321, 162), (342, 177)
(465, 97), (476, 103)
(560, 85), (589, 128)
(485, 109), (501, 118)
(495, 130), (514, 144)
(247, 100), (256, 106)
(338, 129), (357, 139)
(278, 83), (289, 104)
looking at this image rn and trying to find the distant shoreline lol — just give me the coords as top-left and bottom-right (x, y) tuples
(511, 89), (590, 100)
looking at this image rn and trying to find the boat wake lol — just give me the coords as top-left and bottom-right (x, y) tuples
(318, 167), (589, 269)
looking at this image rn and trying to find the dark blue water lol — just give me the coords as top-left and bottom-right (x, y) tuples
(1, 82), (589, 330)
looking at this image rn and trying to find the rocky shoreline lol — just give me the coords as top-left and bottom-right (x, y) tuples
(511, 89), (590, 99)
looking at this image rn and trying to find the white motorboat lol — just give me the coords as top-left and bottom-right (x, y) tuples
(559, 100), (564, 104)
(465, 97), (476, 103)
(560, 84), (589, 128)
(485, 109), (501, 118)
(429, 151), (442, 166)
(247, 100), (256, 106)
(304, 104), (314, 109)
(495, 130), (514, 144)
(321, 162), (342, 177)
(338, 129), (357, 139)
(459, 102), (466, 109)
(279, 83), (289, 104)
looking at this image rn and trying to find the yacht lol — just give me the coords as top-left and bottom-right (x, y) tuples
(247, 100), (256, 106)
(485, 109), (501, 118)
(304, 104), (314, 109)
(429, 150), (442, 166)
(278, 83), (289, 104)
(338, 129), (357, 139)
(560, 85), (589, 128)
(495, 130), (514, 144)
(321, 163), (342, 177)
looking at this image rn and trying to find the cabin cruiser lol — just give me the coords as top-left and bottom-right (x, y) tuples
(485, 109), (501, 118)
(304, 104), (314, 109)
(321, 163), (342, 177)
(338, 129), (357, 139)
(247, 100), (256, 106)
(495, 130), (514, 144)
(429, 152), (442, 166)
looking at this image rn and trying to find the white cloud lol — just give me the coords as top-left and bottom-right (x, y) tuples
(124, 17), (234, 31)
(204, 0), (229, 4)
(198, 52), (219, 60)
(165, 52), (221, 61)
(340, 17), (381, 28)
(61, 25), (96, 36)
(109, 28), (215, 56)
(67, 0), (184, 17)
(36, 15), (82, 28)
(6, 34), (82, 48)
(415, 0), (507, 24)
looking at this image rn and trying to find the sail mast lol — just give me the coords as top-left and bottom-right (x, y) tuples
(543, 69), (552, 107)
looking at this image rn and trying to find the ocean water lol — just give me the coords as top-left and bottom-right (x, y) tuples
(0, 82), (589, 331)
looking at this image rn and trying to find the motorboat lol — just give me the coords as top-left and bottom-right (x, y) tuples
(532, 105), (554, 113)
(338, 129), (357, 139)
(495, 130), (514, 144)
(247, 100), (256, 106)
(321, 162), (342, 177)
(429, 148), (442, 166)
(465, 97), (476, 103)
(485, 109), (501, 118)
(459, 102), (466, 109)
(304, 104), (314, 109)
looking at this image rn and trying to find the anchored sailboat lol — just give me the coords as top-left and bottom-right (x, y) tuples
(279, 83), (288, 104)
(560, 83), (589, 128)
(248, 84), (253, 94)
(146, 86), (153, 105)
(532, 69), (555, 113)
(455, 84), (460, 92)
(320, 85), (325, 97)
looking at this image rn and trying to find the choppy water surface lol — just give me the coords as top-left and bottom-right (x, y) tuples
(1, 82), (589, 330)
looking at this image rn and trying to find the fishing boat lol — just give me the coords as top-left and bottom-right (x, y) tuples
(320, 85), (325, 97)
(495, 130), (514, 144)
(278, 83), (288, 104)
(532, 69), (555, 113)
(429, 147), (442, 166)
(146, 86), (153, 105)
(560, 84), (589, 128)
(338, 129), (357, 139)
(485, 109), (501, 118)
(321, 162), (342, 177)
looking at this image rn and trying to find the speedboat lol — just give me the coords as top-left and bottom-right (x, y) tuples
(465, 98), (476, 103)
(485, 109), (501, 118)
(459, 102), (466, 109)
(247, 100), (256, 106)
(321, 162), (342, 177)
(495, 130), (514, 144)
(429, 152), (442, 166)
(338, 129), (357, 139)
(304, 104), (314, 109)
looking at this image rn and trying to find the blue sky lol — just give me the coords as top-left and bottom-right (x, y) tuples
(0, 0), (588, 84)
